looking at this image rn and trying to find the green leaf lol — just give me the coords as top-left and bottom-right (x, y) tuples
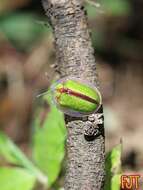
(104, 144), (122, 190)
(85, 3), (98, 18)
(32, 96), (66, 187)
(0, 132), (47, 185)
(105, 174), (121, 190)
(110, 174), (121, 190)
(0, 13), (51, 51)
(0, 167), (36, 190)
(102, 0), (130, 16)
(85, 0), (130, 18)
(105, 143), (122, 175)
(0, 132), (19, 164)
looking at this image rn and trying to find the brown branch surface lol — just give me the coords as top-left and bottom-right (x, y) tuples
(42, 0), (105, 189)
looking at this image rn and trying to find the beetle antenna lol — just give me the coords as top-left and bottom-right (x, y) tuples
(36, 90), (50, 98)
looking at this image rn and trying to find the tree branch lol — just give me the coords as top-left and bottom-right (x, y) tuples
(42, 0), (105, 189)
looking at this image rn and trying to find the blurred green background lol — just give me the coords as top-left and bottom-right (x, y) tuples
(0, 0), (143, 189)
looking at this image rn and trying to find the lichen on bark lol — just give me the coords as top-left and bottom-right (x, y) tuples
(42, 0), (105, 189)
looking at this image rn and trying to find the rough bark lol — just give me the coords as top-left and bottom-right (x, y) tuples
(42, 0), (105, 189)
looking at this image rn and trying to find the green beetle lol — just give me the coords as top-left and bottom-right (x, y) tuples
(38, 77), (102, 117)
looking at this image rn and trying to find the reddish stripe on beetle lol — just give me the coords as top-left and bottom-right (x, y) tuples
(57, 88), (99, 105)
